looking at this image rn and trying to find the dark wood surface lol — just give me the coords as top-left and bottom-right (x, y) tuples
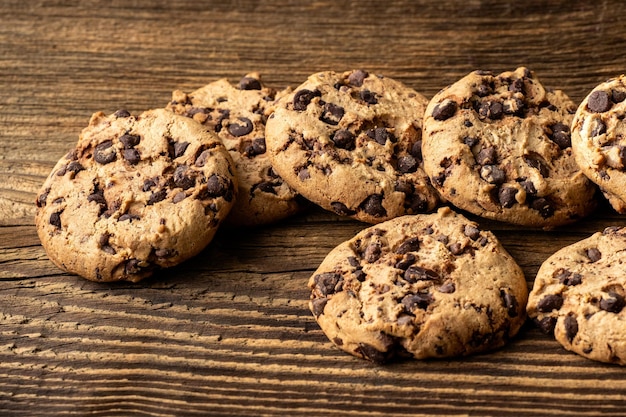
(2, 1), (626, 415)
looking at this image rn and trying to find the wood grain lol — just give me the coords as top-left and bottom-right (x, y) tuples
(2, 0), (626, 415)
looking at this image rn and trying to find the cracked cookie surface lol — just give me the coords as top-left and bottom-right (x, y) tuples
(571, 74), (626, 213)
(422, 67), (596, 228)
(265, 69), (440, 224)
(527, 226), (626, 365)
(167, 73), (302, 226)
(308, 206), (527, 363)
(35, 108), (236, 282)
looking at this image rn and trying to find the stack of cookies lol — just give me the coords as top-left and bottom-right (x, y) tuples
(35, 68), (626, 366)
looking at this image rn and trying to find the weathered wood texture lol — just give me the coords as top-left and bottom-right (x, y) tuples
(2, 1), (626, 415)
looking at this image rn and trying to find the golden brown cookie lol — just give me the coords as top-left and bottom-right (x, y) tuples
(265, 69), (440, 224)
(308, 206), (528, 363)
(527, 226), (626, 365)
(422, 67), (597, 228)
(571, 74), (626, 213)
(35, 109), (237, 282)
(167, 73), (303, 226)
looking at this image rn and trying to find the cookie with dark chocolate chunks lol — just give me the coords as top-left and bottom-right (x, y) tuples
(167, 72), (303, 226)
(35, 109), (236, 282)
(265, 69), (440, 224)
(423, 67), (596, 228)
(528, 226), (626, 365)
(308, 207), (527, 362)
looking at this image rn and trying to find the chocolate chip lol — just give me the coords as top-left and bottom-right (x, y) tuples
(119, 134), (140, 149)
(142, 179), (156, 192)
(432, 100), (457, 121)
(410, 140), (422, 160)
(535, 316), (557, 334)
(480, 165), (506, 184)
(228, 117), (253, 137)
(478, 101), (503, 120)
(586, 247), (602, 262)
(244, 137), (266, 156)
(395, 253), (416, 270)
(404, 265), (439, 283)
(402, 293), (433, 311)
(363, 242), (382, 263)
(463, 136), (479, 148)
(360, 89), (378, 104)
(530, 197), (554, 218)
(331, 129), (355, 150)
(508, 78), (525, 94)
(366, 127), (390, 145)
(499, 186), (517, 208)
(524, 155), (549, 177)
(114, 109), (131, 118)
(118, 213), (141, 222)
(360, 194), (386, 217)
(354, 342), (391, 364)
(297, 167), (311, 181)
(587, 90), (612, 113)
(123, 148), (141, 165)
(172, 141), (190, 158)
(397, 155), (418, 173)
(396, 237), (420, 254)
(500, 290), (519, 317)
(330, 201), (355, 216)
(255, 181), (277, 194)
(599, 292), (625, 313)
(172, 192), (186, 203)
(311, 297), (328, 317)
(520, 179), (537, 195)
(313, 272), (343, 296)
(147, 189), (167, 205)
(49, 211), (62, 228)
(203, 174), (230, 199)
(612, 89), (626, 104)
(437, 281), (456, 294)
(549, 123), (571, 149)
(36, 190), (49, 208)
(320, 103), (345, 125)
(554, 268), (583, 286)
(173, 165), (195, 190)
(124, 259), (142, 275)
(475, 80), (493, 97)
(87, 188), (106, 207)
(591, 119), (607, 137)
(564, 314), (578, 343)
(476, 146), (498, 165)
(537, 294), (563, 312)
(293, 89), (321, 111)
(194, 149), (212, 167)
(447, 242), (464, 255)
(94, 140), (117, 164)
(239, 76), (262, 90)
(348, 69), (368, 87)
(464, 224), (480, 240)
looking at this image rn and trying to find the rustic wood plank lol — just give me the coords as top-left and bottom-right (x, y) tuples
(2, 0), (626, 416)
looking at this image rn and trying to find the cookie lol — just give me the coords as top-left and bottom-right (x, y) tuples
(527, 226), (626, 365)
(422, 67), (597, 228)
(35, 108), (237, 282)
(265, 69), (440, 224)
(308, 206), (527, 363)
(167, 73), (303, 226)
(571, 75), (626, 213)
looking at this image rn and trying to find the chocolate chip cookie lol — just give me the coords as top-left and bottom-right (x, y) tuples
(422, 67), (597, 228)
(308, 206), (527, 363)
(35, 109), (237, 282)
(527, 226), (626, 365)
(265, 69), (440, 224)
(571, 75), (626, 213)
(167, 73), (303, 226)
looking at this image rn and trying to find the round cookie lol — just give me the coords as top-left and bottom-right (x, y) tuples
(308, 206), (528, 363)
(422, 67), (597, 228)
(35, 108), (237, 282)
(527, 226), (626, 365)
(265, 69), (440, 224)
(167, 73), (303, 226)
(571, 75), (626, 213)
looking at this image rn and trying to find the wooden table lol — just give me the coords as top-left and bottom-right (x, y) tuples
(2, 1), (625, 415)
